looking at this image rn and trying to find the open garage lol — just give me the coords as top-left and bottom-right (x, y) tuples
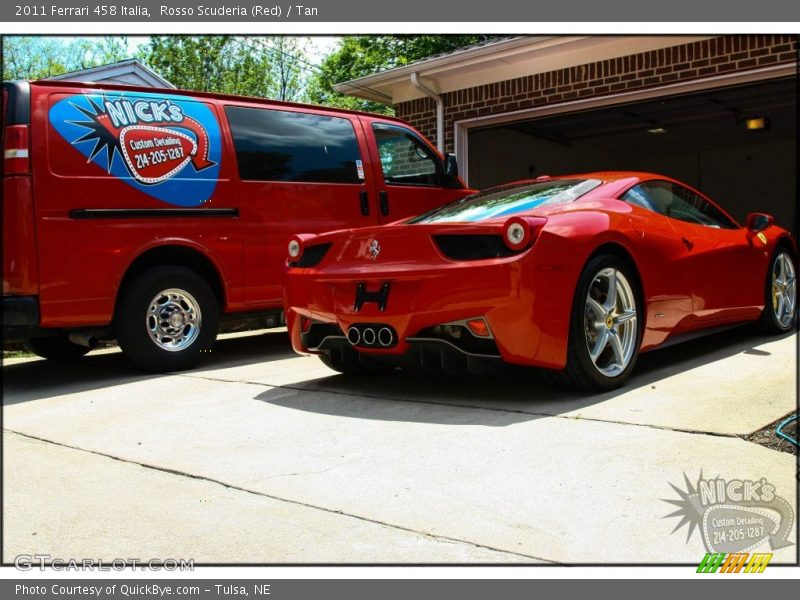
(466, 77), (797, 229)
(338, 35), (798, 230)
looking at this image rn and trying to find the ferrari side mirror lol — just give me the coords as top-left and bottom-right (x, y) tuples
(746, 212), (773, 233)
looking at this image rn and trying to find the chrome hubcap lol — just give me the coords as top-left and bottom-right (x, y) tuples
(771, 252), (796, 328)
(584, 268), (638, 378)
(146, 288), (202, 352)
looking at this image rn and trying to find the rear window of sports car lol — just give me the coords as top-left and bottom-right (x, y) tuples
(408, 179), (602, 224)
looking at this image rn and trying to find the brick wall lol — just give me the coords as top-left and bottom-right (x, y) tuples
(394, 35), (798, 154)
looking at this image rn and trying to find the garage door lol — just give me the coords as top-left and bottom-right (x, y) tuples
(467, 78), (797, 231)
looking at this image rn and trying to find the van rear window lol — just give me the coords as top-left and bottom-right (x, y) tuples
(225, 106), (362, 184)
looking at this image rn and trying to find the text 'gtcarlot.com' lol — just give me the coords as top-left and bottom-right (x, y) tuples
(13, 555), (193, 571)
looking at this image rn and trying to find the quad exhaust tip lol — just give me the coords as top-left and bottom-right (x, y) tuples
(347, 325), (396, 348)
(378, 327), (393, 347)
(347, 327), (361, 345)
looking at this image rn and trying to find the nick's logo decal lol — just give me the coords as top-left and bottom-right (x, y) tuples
(119, 126), (200, 184)
(49, 91), (222, 207)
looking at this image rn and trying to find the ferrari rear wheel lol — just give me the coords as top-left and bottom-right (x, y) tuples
(545, 254), (642, 391)
(583, 266), (638, 379)
(757, 248), (797, 333)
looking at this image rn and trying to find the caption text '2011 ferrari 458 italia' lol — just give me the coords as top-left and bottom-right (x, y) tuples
(283, 172), (797, 390)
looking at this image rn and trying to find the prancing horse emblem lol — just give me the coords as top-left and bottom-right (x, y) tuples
(368, 240), (381, 261)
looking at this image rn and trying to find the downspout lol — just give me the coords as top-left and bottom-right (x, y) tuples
(410, 72), (444, 153)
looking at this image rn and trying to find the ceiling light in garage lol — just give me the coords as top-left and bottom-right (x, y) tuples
(647, 127), (667, 134)
(745, 116), (770, 131)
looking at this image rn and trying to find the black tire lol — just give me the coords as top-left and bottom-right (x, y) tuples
(756, 246), (797, 334)
(318, 345), (393, 375)
(543, 254), (643, 392)
(22, 334), (90, 361)
(115, 266), (219, 372)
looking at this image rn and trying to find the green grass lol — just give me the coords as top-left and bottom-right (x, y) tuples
(2, 350), (34, 359)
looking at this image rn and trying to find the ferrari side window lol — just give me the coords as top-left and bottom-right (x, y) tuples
(670, 183), (737, 229)
(621, 186), (656, 212)
(623, 181), (735, 229)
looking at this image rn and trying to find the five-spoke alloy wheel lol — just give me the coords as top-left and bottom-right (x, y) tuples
(758, 248), (797, 334)
(583, 267), (638, 378)
(548, 254), (643, 391)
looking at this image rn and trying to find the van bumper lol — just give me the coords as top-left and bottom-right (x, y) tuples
(3, 295), (40, 338)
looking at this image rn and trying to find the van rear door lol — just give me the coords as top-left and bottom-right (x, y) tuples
(2, 81), (39, 303)
(224, 104), (381, 307)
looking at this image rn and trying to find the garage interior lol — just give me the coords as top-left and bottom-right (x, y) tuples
(467, 78), (797, 230)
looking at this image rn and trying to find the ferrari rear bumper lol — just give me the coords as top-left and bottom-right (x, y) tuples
(301, 322), (503, 375)
(284, 249), (579, 370)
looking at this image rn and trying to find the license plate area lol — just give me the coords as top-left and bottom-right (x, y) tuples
(354, 281), (390, 312)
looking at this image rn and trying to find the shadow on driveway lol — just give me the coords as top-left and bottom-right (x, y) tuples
(2, 329), (295, 405)
(254, 325), (793, 426)
(3, 325), (792, 430)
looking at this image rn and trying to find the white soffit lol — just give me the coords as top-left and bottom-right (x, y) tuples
(335, 36), (715, 104)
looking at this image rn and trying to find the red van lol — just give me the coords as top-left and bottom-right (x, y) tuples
(2, 80), (470, 371)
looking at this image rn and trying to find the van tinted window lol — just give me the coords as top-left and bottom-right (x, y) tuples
(226, 106), (362, 184)
(373, 124), (439, 186)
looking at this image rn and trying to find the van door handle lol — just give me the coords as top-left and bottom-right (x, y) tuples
(681, 237), (694, 250)
(359, 190), (370, 216)
(379, 191), (389, 216)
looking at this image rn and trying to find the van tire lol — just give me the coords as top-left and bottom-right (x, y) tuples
(22, 335), (91, 361)
(115, 266), (219, 372)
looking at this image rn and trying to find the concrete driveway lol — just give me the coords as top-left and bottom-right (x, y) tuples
(3, 326), (797, 564)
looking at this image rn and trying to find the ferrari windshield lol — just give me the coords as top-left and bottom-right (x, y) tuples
(409, 178), (603, 224)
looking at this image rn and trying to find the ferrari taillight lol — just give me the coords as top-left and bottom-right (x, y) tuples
(502, 216), (546, 251)
(503, 218), (531, 250)
(3, 125), (30, 175)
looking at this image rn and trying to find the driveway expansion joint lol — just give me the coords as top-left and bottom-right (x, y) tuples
(3, 429), (557, 565)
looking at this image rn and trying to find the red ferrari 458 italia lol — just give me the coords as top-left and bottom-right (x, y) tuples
(283, 172), (796, 390)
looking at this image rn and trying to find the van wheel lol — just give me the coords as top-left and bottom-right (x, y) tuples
(543, 254), (642, 391)
(22, 334), (90, 361)
(116, 266), (219, 372)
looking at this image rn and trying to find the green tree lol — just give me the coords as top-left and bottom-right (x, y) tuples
(268, 37), (306, 101)
(305, 35), (501, 114)
(139, 36), (307, 100)
(2, 36), (130, 80)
